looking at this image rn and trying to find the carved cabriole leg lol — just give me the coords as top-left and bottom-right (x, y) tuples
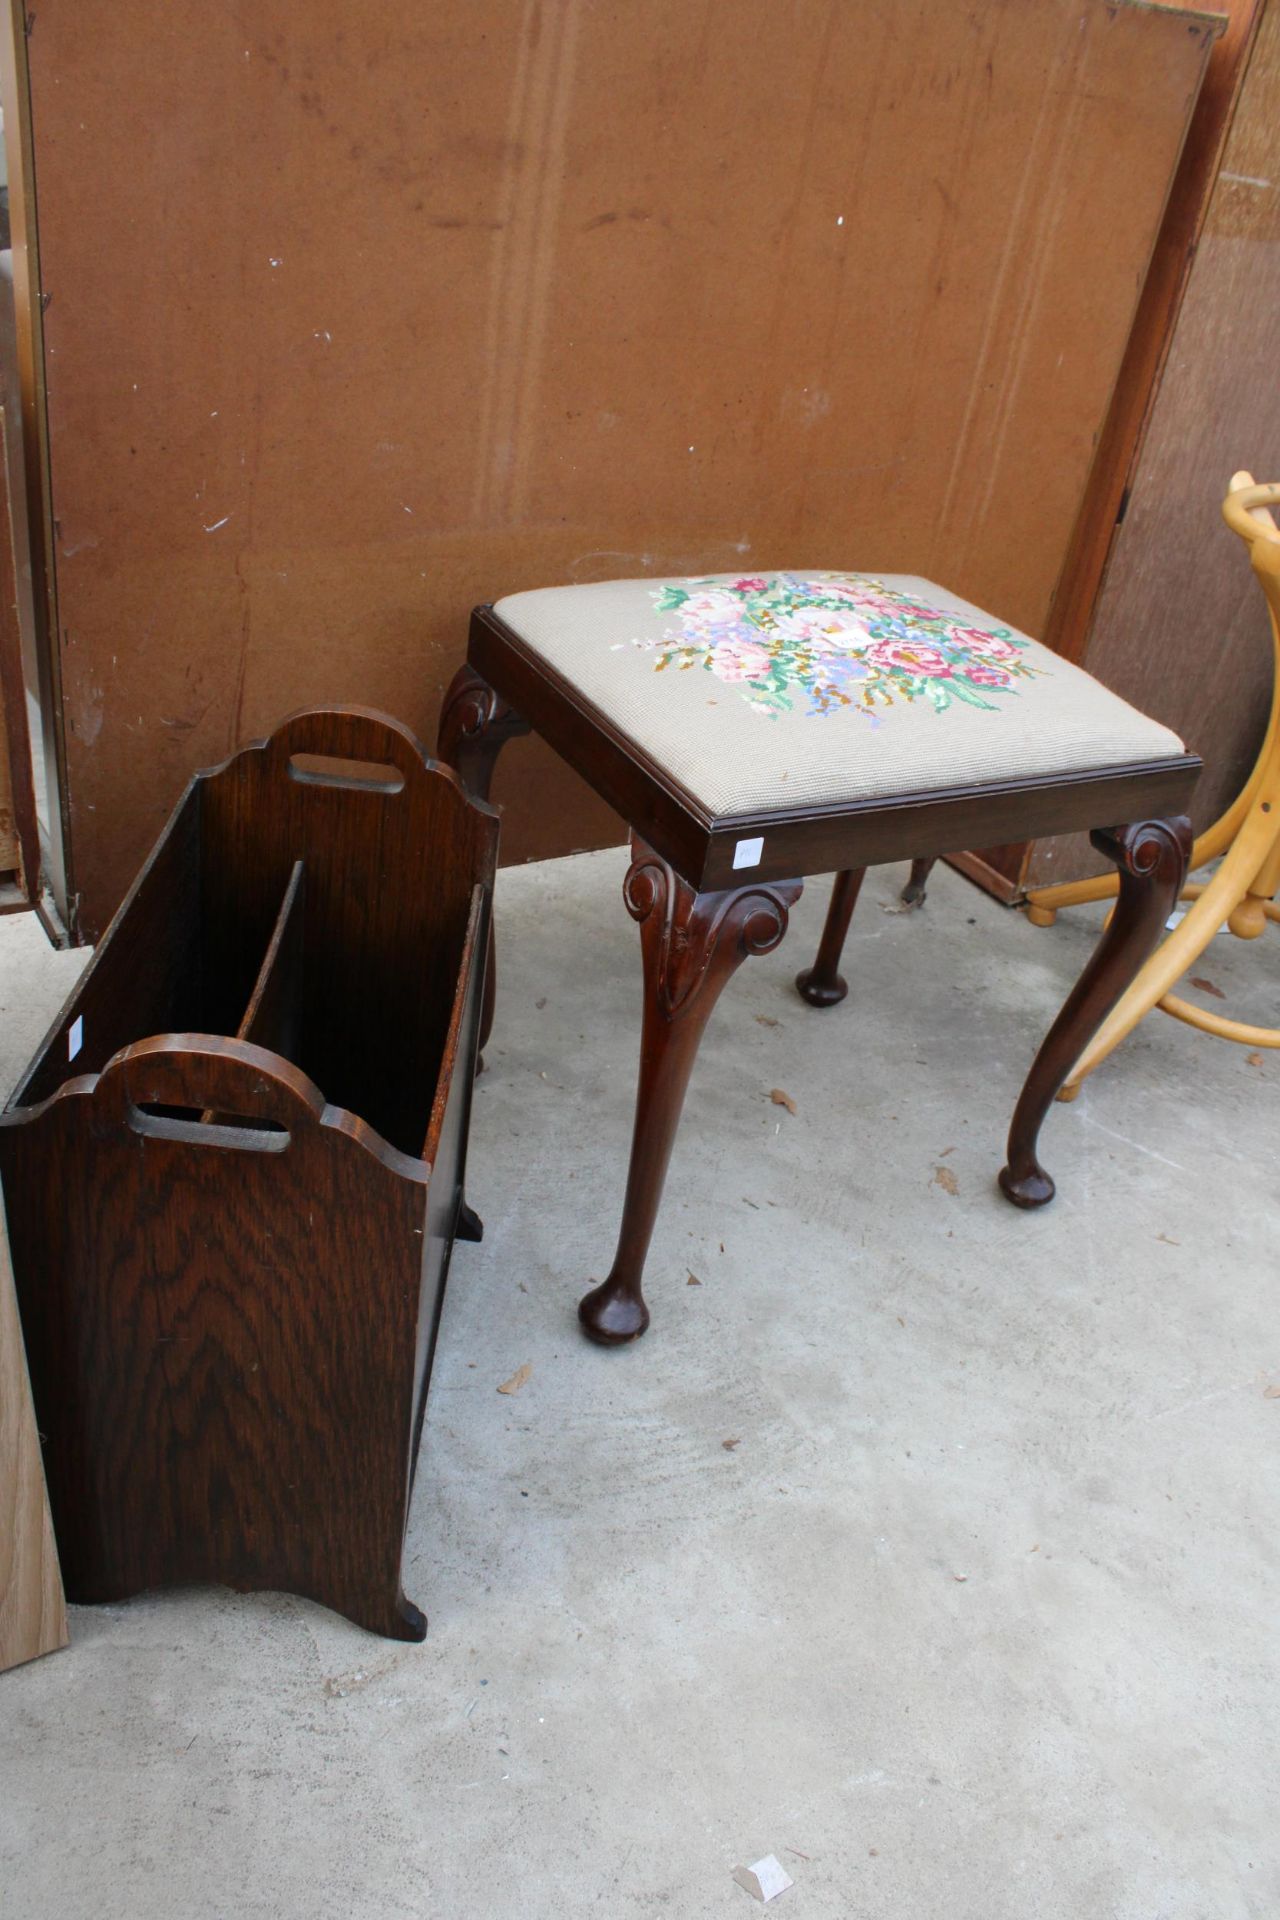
(999, 816), (1192, 1209)
(436, 665), (531, 1054)
(579, 838), (803, 1345)
(796, 854), (935, 1009)
(795, 867), (866, 1007)
(900, 855), (937, 906)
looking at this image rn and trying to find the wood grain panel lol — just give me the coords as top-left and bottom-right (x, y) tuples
(1026, 0), (1280, 888)
(0, 1194), (67, 1673)
(2, 1045), (432, 1640)
(27, 1), (1215, 934)
(0, 408), (38, 898)
(0, 666), (17, 872)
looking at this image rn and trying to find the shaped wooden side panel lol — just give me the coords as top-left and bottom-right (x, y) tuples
(0, 1039), (433, 1641)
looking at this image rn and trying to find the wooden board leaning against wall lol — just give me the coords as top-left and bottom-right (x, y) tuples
(0, 657), (17, 877)
(0, 403), (40, 909)
(961, 0), (1274, 897)
(1017, 0), (1280, 893)
(26, 0), (1219, 939)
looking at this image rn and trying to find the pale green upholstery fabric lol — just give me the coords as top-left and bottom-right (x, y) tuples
(493, 571), (1185, 819)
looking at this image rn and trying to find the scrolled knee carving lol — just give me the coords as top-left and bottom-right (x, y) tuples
(439, 670), (506, 750)
(620, 847), (667, 925)
(737, 893), (796, 960)
(624, 844), (800, 1020)
(1091, 817), (1193, 886)
(436, 665), (529, 798)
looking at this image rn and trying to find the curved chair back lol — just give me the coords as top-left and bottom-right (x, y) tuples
(1223, 469), (1280, 630)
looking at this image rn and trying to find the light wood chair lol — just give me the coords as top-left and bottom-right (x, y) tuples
(1026, 471), (1280, 1097)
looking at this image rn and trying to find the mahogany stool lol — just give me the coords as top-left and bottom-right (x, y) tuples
(438, 571), (1200, 1346)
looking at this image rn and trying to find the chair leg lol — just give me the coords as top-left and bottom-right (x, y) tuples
(795, 867), (866, 1007)
(436, 666), (530, 1054)
(579, 837), (802, 1345)
(900, 856), (936, 906)
(999, 816), (1192, 1208)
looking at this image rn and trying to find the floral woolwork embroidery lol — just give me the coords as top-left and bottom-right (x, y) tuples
(641, 573), (1042, 720)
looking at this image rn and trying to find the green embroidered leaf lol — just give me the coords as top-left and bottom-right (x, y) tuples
(744, 677), (789, 715)
(945, 675), (1000, 711)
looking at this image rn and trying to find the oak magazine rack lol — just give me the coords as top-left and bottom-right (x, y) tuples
(0, 709), (497, 1641)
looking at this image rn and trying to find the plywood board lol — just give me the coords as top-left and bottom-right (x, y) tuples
(0, 671), (17, 874)
(0, 406), (39, 899)
(27, 0), (1216, 934)
(1027, 0), (1280, 888)
(1042, 0), (1263, 673)
(0, 1195), (67, 1672)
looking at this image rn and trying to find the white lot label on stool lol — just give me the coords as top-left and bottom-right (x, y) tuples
(733, 837), (764, 870)
(67, 1015), (84, 1062)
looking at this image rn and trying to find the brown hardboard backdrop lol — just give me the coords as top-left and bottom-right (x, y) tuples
(28, 0), (1217, 938)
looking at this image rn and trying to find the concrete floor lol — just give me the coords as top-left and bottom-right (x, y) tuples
(1, 849), (1277, 1919)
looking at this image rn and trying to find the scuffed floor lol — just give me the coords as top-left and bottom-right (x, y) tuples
(2, 849), (1277, 1919)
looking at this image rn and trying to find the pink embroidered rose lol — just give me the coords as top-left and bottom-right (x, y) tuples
(731, 576), (770, 593)
(869, 638), (951, 676)
(822, 583), (912, 621)
(875, 598), (948, 622)
(711, 638), (773, 682)
(951, 626), (1021, 662)
(823, 578), (939, 620)
(964, 662), (1011, 687)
